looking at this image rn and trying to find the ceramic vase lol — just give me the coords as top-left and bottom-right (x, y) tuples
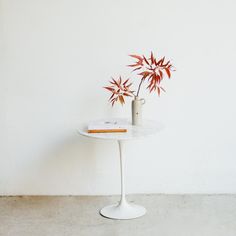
(132, 96), (145, 126)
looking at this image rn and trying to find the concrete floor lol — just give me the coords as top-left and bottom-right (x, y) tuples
(0, 195), (236, 236)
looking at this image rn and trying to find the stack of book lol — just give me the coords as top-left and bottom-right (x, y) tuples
(87, 120), (127, 133)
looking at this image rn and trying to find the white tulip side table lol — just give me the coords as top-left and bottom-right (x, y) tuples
(78, 118), (163, 220)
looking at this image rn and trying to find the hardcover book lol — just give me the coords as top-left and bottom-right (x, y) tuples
(87, 119), (128, 133)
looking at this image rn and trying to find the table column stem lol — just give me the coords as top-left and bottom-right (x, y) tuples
(118, 140), (127, 205)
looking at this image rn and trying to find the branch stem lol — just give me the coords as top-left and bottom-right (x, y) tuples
(136, 78), (144, 97)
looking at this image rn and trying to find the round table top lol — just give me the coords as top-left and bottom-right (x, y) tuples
(77, 118), (164, 140)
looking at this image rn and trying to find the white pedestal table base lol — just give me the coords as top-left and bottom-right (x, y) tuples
(100, 201), (146, 220)
(100, 140), (146, 220)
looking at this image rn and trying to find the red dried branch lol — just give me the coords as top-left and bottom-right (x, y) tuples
(104, 77), (134, 106)
(129, 52), (174, 96)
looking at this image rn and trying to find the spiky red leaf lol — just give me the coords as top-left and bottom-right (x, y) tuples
(165, 68), (171, 78)
(157, 87), (160, 96)
(132, 66), (142, 72)
(129, 54), (143, 60)
(143, 56), (150, 65)
(104, 86), (114, 92)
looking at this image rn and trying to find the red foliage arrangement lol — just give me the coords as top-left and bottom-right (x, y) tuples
(104, 52), (174, 106)
(104, 77), (133, 106)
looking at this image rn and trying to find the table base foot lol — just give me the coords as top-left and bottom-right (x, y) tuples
(100, 202), (146, 220)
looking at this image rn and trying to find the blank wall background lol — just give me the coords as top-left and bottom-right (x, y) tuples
(1, 0), (236, 195)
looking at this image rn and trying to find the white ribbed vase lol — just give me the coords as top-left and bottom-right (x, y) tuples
(131, 96), (145, 126)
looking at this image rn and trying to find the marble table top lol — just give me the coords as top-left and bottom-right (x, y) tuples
(78, 118), (164, 140)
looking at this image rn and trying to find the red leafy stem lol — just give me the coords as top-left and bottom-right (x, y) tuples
(104, 76), (134, 106)
(128, 52), (174, 96)
(104, 52), (175, 106)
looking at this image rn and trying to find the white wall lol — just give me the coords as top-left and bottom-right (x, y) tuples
(1, 0), (236, 195)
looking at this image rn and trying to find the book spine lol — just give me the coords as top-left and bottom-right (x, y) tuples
(87, 129), (127, 133)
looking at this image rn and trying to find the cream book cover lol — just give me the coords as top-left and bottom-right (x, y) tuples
(88, 119), (128, 133)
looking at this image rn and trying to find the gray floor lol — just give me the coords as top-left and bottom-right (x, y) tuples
(0, 195), (236, 236)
